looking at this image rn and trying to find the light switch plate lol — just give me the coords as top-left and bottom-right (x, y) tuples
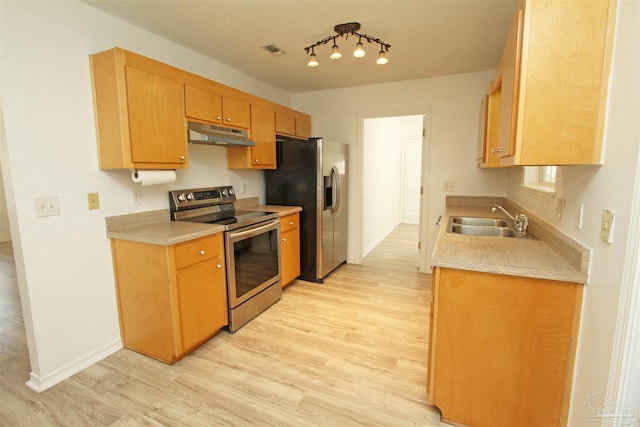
(34, 196), (60, 217)
(600, 209), (615, 243)
(130, 190), (141, 206)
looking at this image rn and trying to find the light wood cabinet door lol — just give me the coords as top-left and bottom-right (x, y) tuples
(126, 67), (187, 166)
(294, 116), (311, 139)
(221, 96), (250, 129)
(275, 110), (296, 136)
(479, 81), (501, 168)
(280, 213), (300, 287)
(176, 254), (227, 351)
(476, 93), (489, 167)
(492, 0), (615, 166)
(184, 84), (222, 124)
(494, 3), (523, 161)
(427, 267), (582, 427)
(250, 104), (276, 167)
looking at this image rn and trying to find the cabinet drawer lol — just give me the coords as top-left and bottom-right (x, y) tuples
(174, 234), (222, 269)
(280, 213), (299, 233)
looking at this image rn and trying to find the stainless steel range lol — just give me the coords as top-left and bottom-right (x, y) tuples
(169, 186), (282, 332)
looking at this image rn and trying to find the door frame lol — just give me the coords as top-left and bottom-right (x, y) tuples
(400, 136), (423, 225)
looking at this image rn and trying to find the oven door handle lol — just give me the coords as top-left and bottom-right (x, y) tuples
(228, 219), (279, 240)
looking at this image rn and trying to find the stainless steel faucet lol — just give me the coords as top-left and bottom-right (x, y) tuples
(492, 205), (529, 235)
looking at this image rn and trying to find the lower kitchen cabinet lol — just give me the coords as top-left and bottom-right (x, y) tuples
(280, 213), (300, 287)
(111, 233), (227, 363)
(427, 267), (582, 427)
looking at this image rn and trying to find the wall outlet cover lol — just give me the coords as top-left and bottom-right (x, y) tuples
(443, 181), (455, 192)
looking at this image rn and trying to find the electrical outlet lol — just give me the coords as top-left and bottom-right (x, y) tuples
(241, 182), (247, 194)
(131, 190), (142, 206)
(34, 196), (60, 218)
(575, 204), (584, 229)
(87, 192), (100, 210)
(601, 209), (615, 243)
(443, 181), (455, 192)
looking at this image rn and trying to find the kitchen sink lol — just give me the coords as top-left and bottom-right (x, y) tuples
(451, 216), (509, 227)
(449, 224), (517, 237)
(446, 216), (535, 239)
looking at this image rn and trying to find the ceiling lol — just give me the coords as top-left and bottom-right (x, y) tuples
(82, 0), (518, 94)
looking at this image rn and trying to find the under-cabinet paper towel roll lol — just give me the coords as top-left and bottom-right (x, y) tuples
(131, 170), (176, 186)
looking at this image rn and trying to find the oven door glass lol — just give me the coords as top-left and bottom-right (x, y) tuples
(226, 219), (281, 307)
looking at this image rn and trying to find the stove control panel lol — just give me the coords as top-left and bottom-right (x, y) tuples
(169, 185), (236, 211)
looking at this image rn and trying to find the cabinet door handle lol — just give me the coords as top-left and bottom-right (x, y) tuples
(491, 149), (504, 154)
(289, 221), (294, 225)
(216, 263), (222, 269)
(282, 238), (287, 242)
(225, 117), (231, 123)
(254, 159), (259, 163)
(199, 250), (205, 255)
(179, 155), (186, 160)
(215, 115), (222, 121)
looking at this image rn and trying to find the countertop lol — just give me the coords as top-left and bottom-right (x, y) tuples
(105, 204), (302, 246)
(431, 201), (589, 283)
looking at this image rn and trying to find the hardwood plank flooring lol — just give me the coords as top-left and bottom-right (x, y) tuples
(0, 225), (448, 426)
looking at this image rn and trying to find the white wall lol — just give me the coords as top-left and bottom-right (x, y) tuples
(0, 0), (294, 390)
(363, 117), (402, 255)
(293, 72), (509, 265)
(506, 1), (640, 424)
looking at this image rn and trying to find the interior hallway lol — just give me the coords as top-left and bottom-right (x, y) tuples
(0, 224), (447, 426)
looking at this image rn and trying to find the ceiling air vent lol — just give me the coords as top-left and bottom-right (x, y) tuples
(262, 44), (286, 56)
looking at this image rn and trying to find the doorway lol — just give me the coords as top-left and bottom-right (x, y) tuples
(359, 113), (429, 269)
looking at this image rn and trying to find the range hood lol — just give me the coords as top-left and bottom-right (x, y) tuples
(188, 121), (255, 147)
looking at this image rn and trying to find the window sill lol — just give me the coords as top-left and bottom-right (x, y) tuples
(520, 183), (556, 203)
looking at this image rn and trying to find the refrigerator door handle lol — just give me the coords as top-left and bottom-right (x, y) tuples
(331, 166), (340, 215)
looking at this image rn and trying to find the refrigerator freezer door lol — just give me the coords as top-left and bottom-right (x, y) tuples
(320, 141), (348, 278)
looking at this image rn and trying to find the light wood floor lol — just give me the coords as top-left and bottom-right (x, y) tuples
(0, 225), (449, 426)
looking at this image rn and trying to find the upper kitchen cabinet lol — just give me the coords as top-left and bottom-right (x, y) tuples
(275, 109), (311, 140)
(184, 85), (250, 129)
(477, 81), (501, 168)
(227, 104), (276, 169)
(490, 0), (616, 166)
(90, 48), (188, 170)
(90, 47), (312, 171)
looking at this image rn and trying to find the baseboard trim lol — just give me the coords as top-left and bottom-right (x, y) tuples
(25, 340), (122, 393)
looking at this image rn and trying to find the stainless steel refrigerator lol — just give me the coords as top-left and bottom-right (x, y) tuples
(265, 138), (347, 282)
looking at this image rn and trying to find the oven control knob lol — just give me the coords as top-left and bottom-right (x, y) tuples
(221, 189), (228, 197)
(177, 193), (186, 202)
(186, 193), (194, 201)
(228, 188), (235, 195)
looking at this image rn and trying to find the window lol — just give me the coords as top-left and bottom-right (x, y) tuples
(521, 166), (557, 198)
(538, 166), (557, 187)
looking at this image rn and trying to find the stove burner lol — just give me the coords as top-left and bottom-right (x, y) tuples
(169, 186), (279, 231)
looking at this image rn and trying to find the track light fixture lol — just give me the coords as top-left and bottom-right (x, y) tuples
(304, 22), (391, 67)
